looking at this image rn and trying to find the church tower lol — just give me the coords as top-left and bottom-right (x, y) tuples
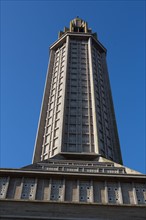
(33, 17), (122, 165)
(0, 18), (146, 220)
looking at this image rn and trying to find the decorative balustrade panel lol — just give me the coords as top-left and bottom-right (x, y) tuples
(21, 178), (37, 200)
(0, 177), (9, 199)
(0, 175), (146, 205)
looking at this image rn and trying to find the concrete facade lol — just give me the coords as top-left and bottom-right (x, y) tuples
(0, 165), (146, 219)
(0, 18), (146, 219)
(33, 18), (122, 164)
(0, 200), (146, 220)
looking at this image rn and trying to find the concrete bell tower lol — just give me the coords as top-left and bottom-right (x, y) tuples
(0, 18), (146, 220)
(33, 17), (122, 165)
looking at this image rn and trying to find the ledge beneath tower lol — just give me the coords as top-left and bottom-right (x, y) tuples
(57, 152), (101, 160)
(0, 199), (146, 220)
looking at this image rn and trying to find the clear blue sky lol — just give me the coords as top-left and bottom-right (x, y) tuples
(1, 1), (145, 173)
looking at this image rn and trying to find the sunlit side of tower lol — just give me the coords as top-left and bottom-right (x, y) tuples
(33, 17), (122, 164)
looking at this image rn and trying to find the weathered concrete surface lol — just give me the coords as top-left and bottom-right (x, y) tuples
(0, 200), (146, 220)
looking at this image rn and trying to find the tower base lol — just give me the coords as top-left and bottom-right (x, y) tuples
(0, 157), (146, 219)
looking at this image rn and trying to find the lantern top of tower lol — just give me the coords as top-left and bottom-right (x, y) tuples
(58, 17), (97, 39)
(70, 17), (90, 33)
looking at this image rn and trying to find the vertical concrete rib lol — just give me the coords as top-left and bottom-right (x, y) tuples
(118, 181), (123, 204)
(33, 178), (38, 200)
(132, 182), (138, 204)
(59, 36), (70, 152)
(19, 177), (24, 199)
(32, 50), (55, 163)
(104, 181), (108, 204)
(88, 37), (99, 154)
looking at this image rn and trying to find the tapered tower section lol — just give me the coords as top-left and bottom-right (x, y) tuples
(33, 17), (122, 164)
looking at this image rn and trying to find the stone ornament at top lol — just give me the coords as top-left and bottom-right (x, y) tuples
(58, 17), (97, 39)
